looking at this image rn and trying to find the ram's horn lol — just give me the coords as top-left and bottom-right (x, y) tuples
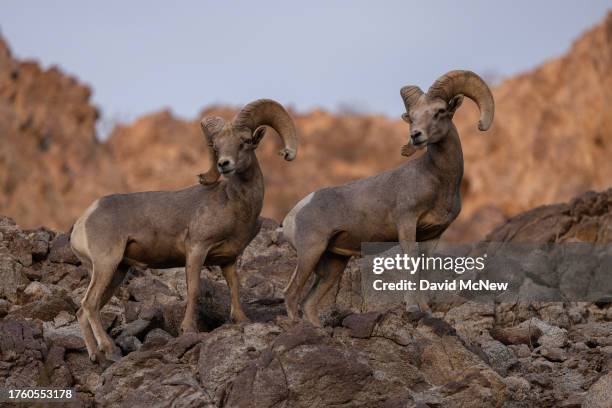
(427, 70), (494, 131)
(400, 86), (424, 112)
(198, 116), (225, 185)
(233, 99), (298, 161)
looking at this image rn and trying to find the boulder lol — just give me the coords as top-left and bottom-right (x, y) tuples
(583, 372), (612, 408)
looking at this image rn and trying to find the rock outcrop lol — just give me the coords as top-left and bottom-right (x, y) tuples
(1, 187), (611, 407)
(0, 37), (127, 231)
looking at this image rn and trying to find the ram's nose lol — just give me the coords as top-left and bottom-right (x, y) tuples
(410, 130), (427, 147)
(217, 158), (235, 172)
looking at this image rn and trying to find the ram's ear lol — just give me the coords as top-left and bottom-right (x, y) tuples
(249, 126), (267, 147)
(401, 112), (411, 123)
(448, 94), (464, 114)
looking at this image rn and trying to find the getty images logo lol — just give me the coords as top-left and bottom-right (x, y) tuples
(372, 253), (487, 275)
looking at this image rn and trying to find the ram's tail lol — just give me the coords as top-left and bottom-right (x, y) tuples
(271, 225), (287, 245)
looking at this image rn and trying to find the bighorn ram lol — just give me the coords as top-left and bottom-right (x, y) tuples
(70, 99), (297, 362)
(280, 70), (494, 327)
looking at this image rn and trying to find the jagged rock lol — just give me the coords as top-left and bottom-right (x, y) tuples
(491, 323), (543, 346)
(160, 298), (186, 336)
(43, 321), (85, 350)
(44, 345), (73, 388)
(143, 328), (173, 348)
(538, 346), (567, 362)
(414, 324), (508, 406)
(8, 289), (77, 321)
(0, 298), (9, 317)
(48, 232), (80, 265)
(502, 318), (568, 348)
(23, 280), (52, 302)
(223, 323), (372, 407)
(27, 228), (53, 259)
(54, 310), (76, 327)
(341, 312), (382, 338)
(569, 322), (612, 347)
(95, 333), (209, 407)
(443, 301), (495, 342)
(113, 318), (153, 339)
(39, 260), (83, 286)
(509, 344), (531, 358)
(583, 372), (612, 408)
(116, 335), (142, 354)
(64, 351), (101, 393)
(479, 338), (518, 376)
(127, 274), (174, 303)
(503, 376), (531, 403)
(0, 318), (47, 388)
(198, 323), (282, 399)
(0, 249), (29, 303)
(0, 226), (34, 266)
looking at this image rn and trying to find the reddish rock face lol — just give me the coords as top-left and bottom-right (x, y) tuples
(0, 37), (127, 231)
(0, 13), (611, 243)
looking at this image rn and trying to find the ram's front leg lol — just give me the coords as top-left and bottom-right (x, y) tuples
(181, 245), (208, 333)
(221, 261), (249, 323)
(397, 219), (429, 313)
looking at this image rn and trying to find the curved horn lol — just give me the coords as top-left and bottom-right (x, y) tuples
(233, 99), (298, 161)
(400, 86), (423, 112)
(427, 70), (495, 131)
(198, 116), (225, 185)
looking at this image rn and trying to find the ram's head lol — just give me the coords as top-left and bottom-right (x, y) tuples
(198, 99), (298, 184)
(400, 70), (494, 152)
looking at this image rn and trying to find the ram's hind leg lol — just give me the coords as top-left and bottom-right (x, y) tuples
(284, 235), (328, 322)
(302, 252), (350, 327)
(78, 262), (128, 362)
(80, 246), (125, 362)
(73, 258), (100, 362)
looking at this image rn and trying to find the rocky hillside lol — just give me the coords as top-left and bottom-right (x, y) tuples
(1, 188), (611, 407)
(0, 37), (127, 230)
(1, 13), (611, 240)
(454, 10), (612, 240)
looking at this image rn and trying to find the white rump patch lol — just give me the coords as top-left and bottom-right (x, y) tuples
(281, 192), (314, 247)
(70, 199), (100, 261)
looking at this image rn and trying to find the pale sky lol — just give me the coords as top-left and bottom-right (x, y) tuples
(1, 1), (609, 132)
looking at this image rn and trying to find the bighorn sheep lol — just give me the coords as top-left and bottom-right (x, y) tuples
(70, 99), (297, 362)
(280, 70), (494, 327)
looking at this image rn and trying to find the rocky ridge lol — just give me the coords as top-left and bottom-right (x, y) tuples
(1, 188), (611, 407)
